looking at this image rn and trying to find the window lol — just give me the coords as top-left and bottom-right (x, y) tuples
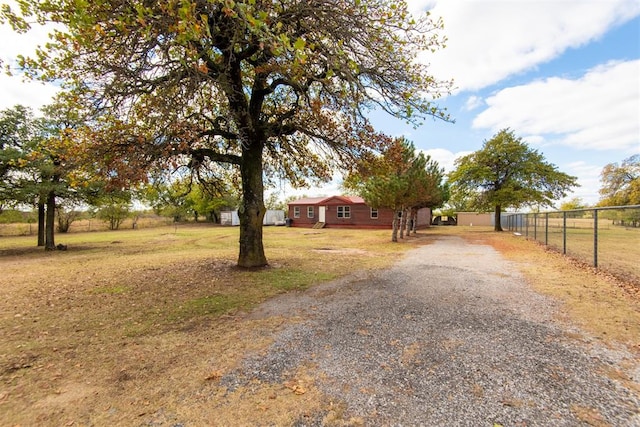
(307, 206), (314, 218)
(370, 208), (378, 219)
(293, 206), (300, 218)
(337, 206), (351, 218)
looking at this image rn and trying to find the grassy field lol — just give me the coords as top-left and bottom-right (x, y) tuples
(0, 224), (422, 426)
(1, 224), (638, 426)
(0, 215), (173, 236)
(512, 217), (639, 285)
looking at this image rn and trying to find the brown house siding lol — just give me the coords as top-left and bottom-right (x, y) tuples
(289, 204), (317, 227)
(288, 203), (394, 228)
(287, 196), (431, 229)
(323, 203), (395, 229)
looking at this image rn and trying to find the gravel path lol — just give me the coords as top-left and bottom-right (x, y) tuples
(230, 235), (640, 426)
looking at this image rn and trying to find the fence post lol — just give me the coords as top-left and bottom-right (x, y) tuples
(545, 212), (549, 246)
(518, 214), (522, 234)
(593, 208), (598, 268)
(563, 211), (567, 255)
(525, 214), (529, 238)
(533, 213), (537, 241)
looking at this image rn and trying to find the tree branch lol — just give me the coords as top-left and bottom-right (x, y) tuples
(190, 148), (241, 166)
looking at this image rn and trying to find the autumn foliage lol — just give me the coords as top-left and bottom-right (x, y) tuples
(3, 0), (452, 266)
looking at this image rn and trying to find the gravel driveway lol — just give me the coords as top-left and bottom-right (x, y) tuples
(230, 235), (640, 426)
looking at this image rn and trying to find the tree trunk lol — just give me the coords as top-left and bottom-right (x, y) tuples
(237, 141), (268, 268)
(37, 199), (45, 247)
(399, 209), (406, 239)
(408, 208), (414, 235)
(409, 209), (416, 235)
(494, 204), (503, 232)
(45, 190), (56, 250)
(391, 210), (400, 242)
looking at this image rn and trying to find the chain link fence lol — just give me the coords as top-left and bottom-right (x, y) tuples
(505, 205), (640, 285)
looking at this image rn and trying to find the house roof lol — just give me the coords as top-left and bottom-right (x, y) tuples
(288, 195), (366, 205)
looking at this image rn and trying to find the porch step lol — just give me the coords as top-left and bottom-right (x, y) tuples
(313, 222), (326, 229)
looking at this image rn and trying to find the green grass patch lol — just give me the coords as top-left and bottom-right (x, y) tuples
(122, 318), (157, 337)
(248, 268), (336, 292)
(169, 269), (336, 323)
(90, 285), (128, 294)
(173, 294), (248, 319)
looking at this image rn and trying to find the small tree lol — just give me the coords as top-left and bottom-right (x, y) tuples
(346, 137), (447, 242)
(403, 150), (448, 236)
(559, 197), (586, 211)
(189, 187), (239, 223)
(141, 179), (194, 222)
(141, 172), (240, 223)
(448, 129), (578, 231)
(56, 205), (81, 233)
(97, 204), (130, 230)
(0, 104), (81, 249)
(92, 190), (132, 231)
(0, 105), (44, 243)
(598, 155), (640, 207)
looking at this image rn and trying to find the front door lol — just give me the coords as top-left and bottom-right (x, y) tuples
(319, 206), (326, 223)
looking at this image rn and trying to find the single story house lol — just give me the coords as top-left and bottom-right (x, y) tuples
(287, 195), (431, 229)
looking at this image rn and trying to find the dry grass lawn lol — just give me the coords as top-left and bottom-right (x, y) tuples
(0, 224), (638, 426)
(0, 224), (419, 426)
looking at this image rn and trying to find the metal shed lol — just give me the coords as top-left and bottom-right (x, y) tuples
(221, 210), (285, 226)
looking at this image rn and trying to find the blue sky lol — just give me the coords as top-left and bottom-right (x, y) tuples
(293, 0), (640, 207)
(368, 0), (640, 208)
(1, 0), (639, 208)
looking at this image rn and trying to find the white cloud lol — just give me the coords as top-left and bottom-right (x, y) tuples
(472, 60), (640, 151)
(416, 0), (640, 91)
(420, 148), (472, 173)
(0, 5), (55, 61)
(521, 135), (545, 146)
(408, 0), (438, 14)
(560, 161), (604, 206)
(1, 3), (60, 111)
(464, 95), (482, 111)
(0, 74), (59, 111)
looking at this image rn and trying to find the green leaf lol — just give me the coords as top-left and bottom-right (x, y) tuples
(293, 37), (306, 51)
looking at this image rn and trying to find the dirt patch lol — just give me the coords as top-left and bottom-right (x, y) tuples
(312, 248), (371, 255)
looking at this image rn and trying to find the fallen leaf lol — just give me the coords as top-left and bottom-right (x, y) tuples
(205, 370), (223, 381)
(284, 380), (307, 395)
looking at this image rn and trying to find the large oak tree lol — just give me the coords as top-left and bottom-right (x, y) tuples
(0, 104), (74, 249)
(448, 129), (578, 231)
(4, 0), (451, 267)
(1, 105), (36, 209)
